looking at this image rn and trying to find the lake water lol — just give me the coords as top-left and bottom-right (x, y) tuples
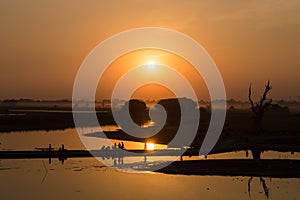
(1, 128), (300, 199)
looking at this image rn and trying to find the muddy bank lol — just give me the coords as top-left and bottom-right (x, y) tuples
(154, 159), (300, 178)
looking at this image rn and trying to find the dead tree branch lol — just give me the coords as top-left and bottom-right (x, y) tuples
(248, 80), (273, 131)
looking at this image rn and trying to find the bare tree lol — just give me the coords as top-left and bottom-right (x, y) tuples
(248, 80), (273, 131)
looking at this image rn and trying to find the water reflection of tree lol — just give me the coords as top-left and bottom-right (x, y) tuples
(248, 177), (270, 199)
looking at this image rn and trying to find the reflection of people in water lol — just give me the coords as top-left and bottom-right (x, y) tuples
(118, 157), (124, 165)
(113, 159), (117, 167)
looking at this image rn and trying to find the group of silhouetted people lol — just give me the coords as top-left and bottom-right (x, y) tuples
(102, 142), (125, 151)
(101, 142), (125, 150)
(116, 142), (124, 149)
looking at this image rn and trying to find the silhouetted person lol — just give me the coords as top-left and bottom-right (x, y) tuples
(121, 142), (124, 149)
(118, 142), (121, 148)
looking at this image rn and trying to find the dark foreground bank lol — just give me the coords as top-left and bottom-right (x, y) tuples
(154, 159), (300, 178)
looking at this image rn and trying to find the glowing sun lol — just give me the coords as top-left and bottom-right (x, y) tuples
(147, 61), (156, 69)
(146, 143), (155, 150)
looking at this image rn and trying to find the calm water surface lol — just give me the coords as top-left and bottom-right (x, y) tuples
(1, 128), (300, 200)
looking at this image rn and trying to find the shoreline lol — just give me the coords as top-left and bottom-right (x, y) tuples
(154, 159), (300, 178)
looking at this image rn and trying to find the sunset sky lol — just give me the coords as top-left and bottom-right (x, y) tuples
(0, 0), (299, 101)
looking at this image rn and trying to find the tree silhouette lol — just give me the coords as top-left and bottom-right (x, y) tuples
(248, 80), (273, 132)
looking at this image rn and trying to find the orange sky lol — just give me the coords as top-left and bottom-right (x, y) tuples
(0, 1), (299, 100)
(96, 49), (209, 100)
